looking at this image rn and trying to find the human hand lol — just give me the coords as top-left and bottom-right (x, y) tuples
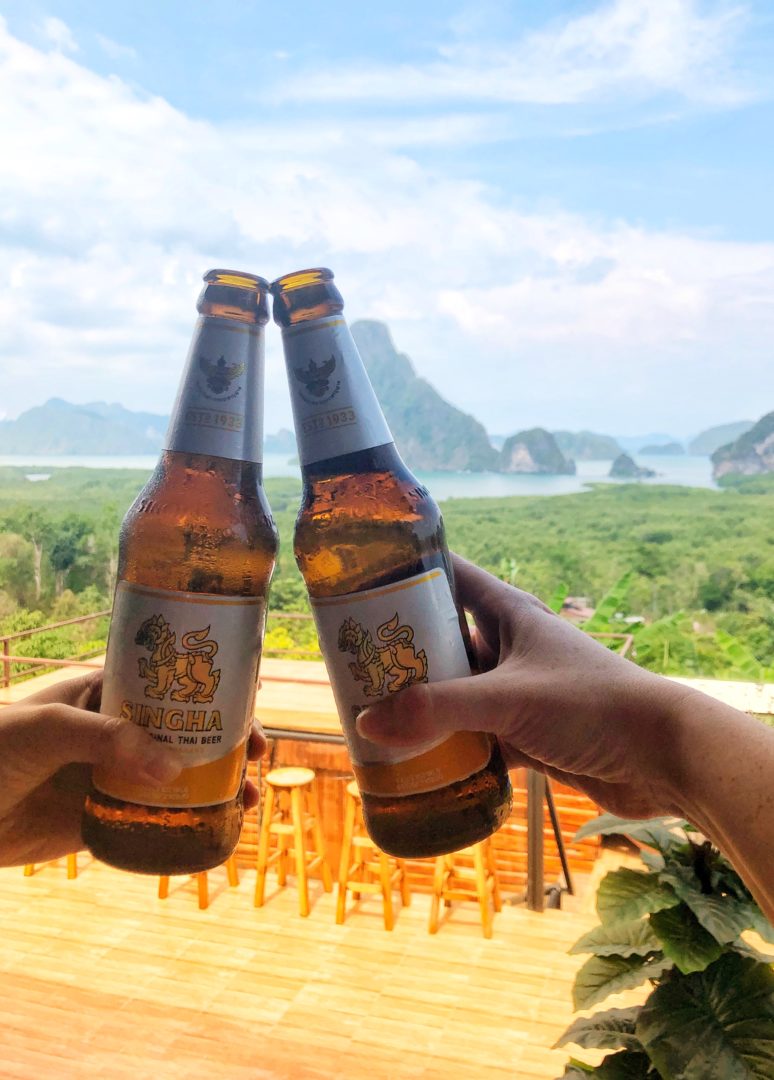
(0, 671), (266, 867)
(357, 555), (695, 820)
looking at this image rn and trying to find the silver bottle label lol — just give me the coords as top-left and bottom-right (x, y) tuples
(283, 316), (392, 466)
(165, 317), (264, 463)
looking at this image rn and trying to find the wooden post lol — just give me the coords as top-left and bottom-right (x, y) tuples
(526, 769), (545, 912)
(2, 639), (9, 689)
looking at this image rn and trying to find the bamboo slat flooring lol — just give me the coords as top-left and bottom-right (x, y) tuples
(0, 855), (638, 1080)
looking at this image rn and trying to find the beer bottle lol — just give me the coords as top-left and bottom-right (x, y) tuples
(271, 268), (511, 858)
(82, 269), (278, 875)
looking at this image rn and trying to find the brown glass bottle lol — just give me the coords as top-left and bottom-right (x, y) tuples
(272, 268), (511, 858)
(82, 270), (278, 875)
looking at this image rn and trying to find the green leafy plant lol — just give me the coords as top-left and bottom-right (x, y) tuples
(556, 814), (774, 1079)
(547, 582), (570, 614)
(582, 572), (633, 633)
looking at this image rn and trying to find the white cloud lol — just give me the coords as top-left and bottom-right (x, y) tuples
(0, 15), (771, 434)
(96, 33), (138, 62)
(271, 0), (752, 107)
(39, 16), (78, 54)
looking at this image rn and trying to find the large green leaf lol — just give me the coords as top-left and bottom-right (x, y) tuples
(649, 904), (723, 974)
(715, 628), (766, 680)
(548, 581), (569, 613)
(731, 938), (774, 965)
(573, 953), (673, 1010)
(561, 1061), (595, 1078)
(748, 907), (774, 946)
(571, 919), (661, 958)
(660, 869), (758, 944)
(583, 572), (633, 632)
(636, 953), (774, 1079)
(639, 850), (666, 873)
(594, 1051), (656, 1079)
(597, 869), (679, 926)
(555, 1007), (643, 1052)
(574, 815), (686, 854)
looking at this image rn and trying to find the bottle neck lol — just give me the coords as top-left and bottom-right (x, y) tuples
(281, 315), (393, 468)
(165, 315), (265, 464)
(157, 448), (264, 486)
(301, 440), (405, 482)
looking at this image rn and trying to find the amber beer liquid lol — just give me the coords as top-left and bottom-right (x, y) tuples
(82, 270), (278, 875)
(272, 268), (511, 858)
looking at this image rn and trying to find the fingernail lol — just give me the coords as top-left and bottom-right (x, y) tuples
(356, 706), (390, 739)
(355, 707), (375, 738)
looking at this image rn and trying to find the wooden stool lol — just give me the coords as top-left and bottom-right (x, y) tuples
(336, 780), (410, 931)
(429, 839), (502, 939)
(24, 854), (78, 879)
(254, 767), (332, 917)
(158, 855), (239, 911)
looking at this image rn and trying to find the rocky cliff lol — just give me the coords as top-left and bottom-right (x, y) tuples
(500, 429), (575, 474)
(351, 320), (499, 472)
(609, 453), (656, 479)
(712, 412), (774, 478)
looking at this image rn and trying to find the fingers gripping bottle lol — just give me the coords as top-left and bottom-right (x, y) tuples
(272, 268), (511, 858)
(82, 270), (279, 875)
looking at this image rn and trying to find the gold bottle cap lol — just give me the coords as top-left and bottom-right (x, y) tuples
(270, 267), (334, 294)
(204, 268), (270, 291)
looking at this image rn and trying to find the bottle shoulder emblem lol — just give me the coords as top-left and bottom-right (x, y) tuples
(198, 354), (245, 400)
(293, 354), (341, 404)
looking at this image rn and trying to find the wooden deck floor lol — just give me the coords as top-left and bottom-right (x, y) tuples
(0, 853), (640, 1080)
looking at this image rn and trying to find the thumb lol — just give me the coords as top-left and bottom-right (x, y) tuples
(356, 671), (515, 747)
(11, 704), (185, 788)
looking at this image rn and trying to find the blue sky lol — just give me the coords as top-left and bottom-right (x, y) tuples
(1, 0), (773, 437)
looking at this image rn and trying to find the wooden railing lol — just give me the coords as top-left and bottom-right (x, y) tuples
(0, 608), (634, 688)
(0, 610), (111, 688)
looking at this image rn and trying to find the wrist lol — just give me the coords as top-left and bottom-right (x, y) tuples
(652, 681), (749, 829)
(623, 673), (705, 820)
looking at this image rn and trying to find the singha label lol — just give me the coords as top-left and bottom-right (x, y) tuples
(312, 569), (490, 797)
(93, 582), (265, 808)
(283, 315), (392, 466)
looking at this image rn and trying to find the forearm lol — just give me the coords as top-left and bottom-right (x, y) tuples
(666, 691), (774, 924)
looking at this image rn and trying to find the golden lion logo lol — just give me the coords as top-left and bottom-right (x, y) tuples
(338, 612), (428, 698)
(135, 614), (221, 704)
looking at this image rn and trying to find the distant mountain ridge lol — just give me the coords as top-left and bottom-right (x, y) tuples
(689, 421), (754, 456)
(639, 441), (685, 455)
(0, 399), (168, 454)
(5, 334), (754, 477)
(552, 430), (622, 460)
(0, 399), (299, 458)
(265, 428), (297, 454)
(613, 433), (681, 454)
(0, 322), (498, 472)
